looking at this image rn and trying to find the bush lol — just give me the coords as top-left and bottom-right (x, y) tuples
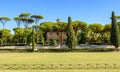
(49, 39), (58, 46)
(36, 48), (115, 52)
(0, 48), (115, 53)
(0, 49), (32, 53)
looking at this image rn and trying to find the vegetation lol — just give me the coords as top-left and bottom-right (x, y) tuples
(0, 48), (115, 53)
(66, 17), (77, 49)
(0, 52), (119, 71)
(32, 30), (35, 52)
(53, 21), (67, 46)
(0, 52), (119, 64)
(0, 12), (120, 48)
(0, 17), (11, 29)
(110, 11), (120, 49)
(31, 15), (43, 43)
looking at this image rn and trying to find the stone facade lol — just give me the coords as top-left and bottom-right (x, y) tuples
(46, 31), (67, 45)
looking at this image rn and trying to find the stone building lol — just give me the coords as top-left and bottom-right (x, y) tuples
(46, 31), (67, 45)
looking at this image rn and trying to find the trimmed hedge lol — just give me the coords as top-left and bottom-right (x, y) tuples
(0, 48), (116, 53)
(0, 49), (32, 53)
(37, 48), (115, 52)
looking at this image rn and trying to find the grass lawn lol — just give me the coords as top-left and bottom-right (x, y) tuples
(0, 52), (120, 72)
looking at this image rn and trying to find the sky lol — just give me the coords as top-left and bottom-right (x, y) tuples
(0, 0), (120, 34)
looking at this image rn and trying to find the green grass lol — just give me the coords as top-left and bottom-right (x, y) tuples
(0, 52), (120, 72)
(0, 52), (120, 64)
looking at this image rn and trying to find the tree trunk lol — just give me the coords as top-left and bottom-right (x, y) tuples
(32, 30), (35, 52)
(60, 32), (63, 46)
(75, 30), (77, 37)
(1, 33), (3, 47)
(24, 28), (28, 47)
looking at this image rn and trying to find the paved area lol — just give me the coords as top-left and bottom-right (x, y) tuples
(0, 44), (116, 49)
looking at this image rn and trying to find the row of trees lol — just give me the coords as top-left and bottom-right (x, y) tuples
(0, 12), (119, 49)
(0, 13), (43, 46)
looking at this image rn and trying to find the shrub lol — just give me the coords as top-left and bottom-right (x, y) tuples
(0, 48), (115, 53)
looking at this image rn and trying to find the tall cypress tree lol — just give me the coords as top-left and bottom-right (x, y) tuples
(66, 16), (77, 49)
(110, 11), (120, 49)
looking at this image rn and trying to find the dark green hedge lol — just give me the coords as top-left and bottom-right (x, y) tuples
(0, 49), (32, 53)
(37, 48), (115, 52)
(0, 48), (116, 53)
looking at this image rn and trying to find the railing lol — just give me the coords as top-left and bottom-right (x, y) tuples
(0, 64), (118, 70)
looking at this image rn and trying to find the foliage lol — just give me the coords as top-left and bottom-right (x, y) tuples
(31, 15), (43, 24)
(13, 28), (24, 44)
(40, 22), (55, 31)
(0, 29), (12, 46)
(25, 27), (33, 44)
(49, 39), (58, 46)
(0, 48), (115, 53)
(117, 22), (120, 34)
(19, 13), (30, 18)
(13, 27), (33, 45)
(0, 17), (11, 28)
(0, 13), (119, 46)
(87, 24), (104, 45)
(110, 11), (120, 48)
(104, 24), (111, 32)
(14, 17), (22, 28)
(38, 29), (45, 45)
(32, 30), (35, 52)
(72, 20), (87, 36)
(86, 29), (93, 45)
(21, 18), (34, 28)
(31, 15), (43, 43)
(77, 32), (86, 44)
(18, 13), (34, 45)
(53, 22), (67, 31)
(89, 24), (104, 33)
(66, 17), (77, 49)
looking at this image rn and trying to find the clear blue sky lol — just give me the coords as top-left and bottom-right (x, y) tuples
(0, 0), (120, 33)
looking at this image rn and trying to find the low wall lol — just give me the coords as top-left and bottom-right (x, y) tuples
(0, 64), (117, 70)
(0, 45), (115, 49)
